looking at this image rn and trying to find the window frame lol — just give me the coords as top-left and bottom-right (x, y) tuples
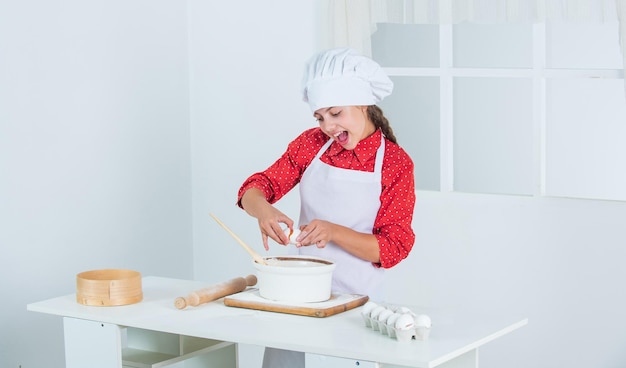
(379, 22), (626, 200)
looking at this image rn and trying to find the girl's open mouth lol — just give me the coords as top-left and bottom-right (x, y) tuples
(335, 131), (349, 145)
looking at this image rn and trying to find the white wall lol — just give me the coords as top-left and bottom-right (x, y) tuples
(0, 1), (194, 367)
(188, 0), (317, 284)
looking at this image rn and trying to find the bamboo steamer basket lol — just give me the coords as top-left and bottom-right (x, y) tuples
(76, 269), (143, 306)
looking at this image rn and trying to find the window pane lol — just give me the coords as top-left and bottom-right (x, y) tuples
(371, 23), (439, 67)
(453, 77), (534, 195)
(545, 79), (626, 201)
(380, 76), (440, 191)
(546, 21), (622, 69)
(453, 23), (533, 68)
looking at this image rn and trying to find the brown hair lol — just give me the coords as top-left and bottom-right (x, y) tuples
(367, 105), (397, 144)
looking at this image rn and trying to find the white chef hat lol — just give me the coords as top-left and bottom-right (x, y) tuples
(302, 48), (393, 113)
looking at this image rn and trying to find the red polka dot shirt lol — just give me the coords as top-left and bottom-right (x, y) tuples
(237, 128), (415, 269)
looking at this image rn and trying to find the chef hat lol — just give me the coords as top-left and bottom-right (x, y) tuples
(302, 48), (393, 112)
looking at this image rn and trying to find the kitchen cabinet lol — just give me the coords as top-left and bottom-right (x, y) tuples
(63, 317), (235, 368)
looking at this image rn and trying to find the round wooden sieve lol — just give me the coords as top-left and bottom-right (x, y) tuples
(76, 269), (143, 306)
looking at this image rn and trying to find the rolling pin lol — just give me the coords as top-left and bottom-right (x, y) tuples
(174, 274), (257, 310)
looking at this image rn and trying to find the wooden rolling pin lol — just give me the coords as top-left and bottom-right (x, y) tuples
(174, 275), (257, 310)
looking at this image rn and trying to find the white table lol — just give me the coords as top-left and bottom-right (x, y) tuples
(27, 276), (527, 368)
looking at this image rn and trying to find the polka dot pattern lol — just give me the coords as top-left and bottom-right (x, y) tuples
(237, 128), (415, 269)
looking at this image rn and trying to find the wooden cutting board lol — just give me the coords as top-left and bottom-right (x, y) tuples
(223, 288), (368, 318)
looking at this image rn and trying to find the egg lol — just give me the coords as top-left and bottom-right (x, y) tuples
(377, 309), (395, 334)
(414, 314), (432, 341)
(283, 228), (302, 245)
(360, 301), (378, 327)
(394, 313), (415, 330)
(386, 312), (402, 329)
(414, 314), (432, 328)
(385, 312), (403, 337)
(369, 306), (388, 331)
(377, 308), (394, 323)
(361, 301), (378, 316)
(369, 306), (387, 320)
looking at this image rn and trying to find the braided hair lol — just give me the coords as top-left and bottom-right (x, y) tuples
(367, 105), (397, 144)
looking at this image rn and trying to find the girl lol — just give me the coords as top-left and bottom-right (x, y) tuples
(237, 48), (416, 367)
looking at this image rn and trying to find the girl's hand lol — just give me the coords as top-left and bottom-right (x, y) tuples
(296, 219), (334, 249)
(296, 218), (381, 263)
(256, 207), (293, 250)
(241, 188), (293, 250)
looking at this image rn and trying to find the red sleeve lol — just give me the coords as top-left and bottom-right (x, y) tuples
(237, 128), (327, 207)
(373, 142), (416, 269)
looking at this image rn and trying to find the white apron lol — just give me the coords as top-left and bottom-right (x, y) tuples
(262, 134), (386, 368)
(297, 134), (385, 298)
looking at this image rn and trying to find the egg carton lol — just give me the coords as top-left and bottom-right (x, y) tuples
(360, 302), (431, 342)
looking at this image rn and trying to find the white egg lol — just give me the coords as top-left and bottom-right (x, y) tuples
(361, 301), (378, 328)
(283, 228), (302, 245)
(376, 309), (393, 332)
(369, 306), (387, 320)
(376, 309), (394, 335)
(414, 314), (432, 328)
(385, 312), (403, 337)
(395, 313), (415, 330)
(377, 308), (394, 323)
(360, 301), (378, 317)
(386, 312), (402, 328)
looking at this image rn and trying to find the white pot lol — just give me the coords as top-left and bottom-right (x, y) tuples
(253, 255), (336, 303)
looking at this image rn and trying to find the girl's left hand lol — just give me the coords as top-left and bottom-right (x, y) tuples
(296, 220), (334, 248)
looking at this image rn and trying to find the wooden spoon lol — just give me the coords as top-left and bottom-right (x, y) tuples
(210, 213), (268, 265)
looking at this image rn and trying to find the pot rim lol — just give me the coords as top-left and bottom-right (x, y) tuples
(253, 255), (336, 273)
(262, 255), (333, 265)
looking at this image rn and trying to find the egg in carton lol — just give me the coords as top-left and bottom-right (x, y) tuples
(394, 313), (432, 342)
(376, 308), (395, 335)
(359, 302), (432, 342)
(381, 305), (414, 337)
(360, 301), (378, 328)
(368, 305), (388, 331)
(361, 302), (395, 333)
(385, 312), (403, 338)
(413, 314), (432, 341)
